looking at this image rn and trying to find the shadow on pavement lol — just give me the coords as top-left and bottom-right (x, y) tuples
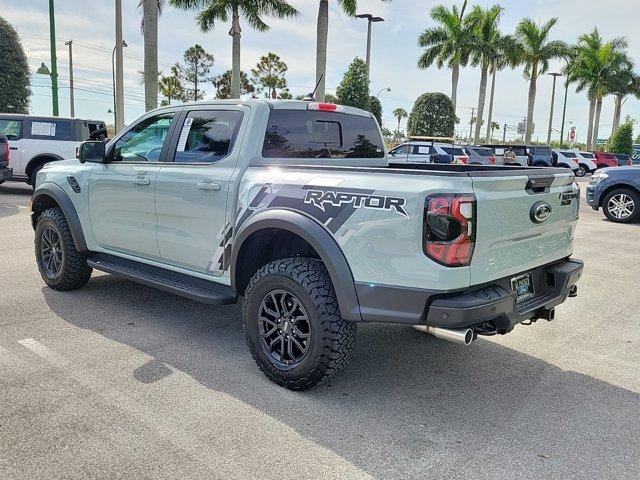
(43, 274), (640, 479)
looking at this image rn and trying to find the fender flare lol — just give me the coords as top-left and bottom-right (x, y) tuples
(31, 182), (89, 253)
(26, 154), (64, 178)
(230, 209), (362, 322)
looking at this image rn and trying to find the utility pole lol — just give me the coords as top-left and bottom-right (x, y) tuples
(114, 0), (125, 132)
(356, 13), (384, 83)
(468, 107), (475, 144)
(546, 72), (562, 145)
(65, 40), (74, 117)
(559, 78), (569, 147)
(502, 123), (507, 142)
(48, 0), (59, 116)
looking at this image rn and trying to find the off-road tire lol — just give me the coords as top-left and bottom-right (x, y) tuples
(243, 258), (357, 390)
(35, 208), (92, 290)
(602, 188), (640, 224)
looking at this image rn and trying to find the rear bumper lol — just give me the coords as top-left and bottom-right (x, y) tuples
(0, 167), (12, 182)
(356, 258), (583, 332)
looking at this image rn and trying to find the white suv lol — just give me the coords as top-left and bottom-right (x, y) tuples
(0, 114), (106, 186)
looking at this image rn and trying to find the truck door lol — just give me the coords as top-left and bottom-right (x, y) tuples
(155, 106), (249, 276)
(0, 118), (23, 175)
(88, 111), (177, 260)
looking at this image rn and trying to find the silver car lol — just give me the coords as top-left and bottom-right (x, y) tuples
(388, 141), (455, 164)
(462, 145), (505, 165)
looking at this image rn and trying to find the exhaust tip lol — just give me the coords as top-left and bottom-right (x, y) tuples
(413, 325), (476, 345)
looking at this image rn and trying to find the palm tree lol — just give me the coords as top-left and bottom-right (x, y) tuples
(608, 65), (639, 137)
(170, 0), (298, 99)
(467, 4), (502, 144)
(393, 107), (408, 142)
(567, 30), (629, 149)
(418, 1), (473, 111)
(314, 1), (389, 102)
(140, 0), (164, 111)
(513, 18), (567, 143)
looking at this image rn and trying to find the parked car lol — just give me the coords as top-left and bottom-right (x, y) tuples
(614, 153), (633, 167)
(527, 145), (554, 167)
(552, 150), (581, 175)
(593, 151), (618, 169)
(462, 145), (503, 165)
(388, 141), (454, 164)
(574, 151), (599, 176)
(586, 166), (640, 223)
(433, 143), (469, 164)
(482, 144), (529, 167)
(30, 99), (582, 390)
(0, 114), (106, 186)
(0, 135), (12, 184)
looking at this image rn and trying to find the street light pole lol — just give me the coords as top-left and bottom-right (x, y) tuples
(114, 0), (125, 132)
(112, 40), (127, 132)
(546, 72), (562, 146)
(356, 14), (384, 83)
(376, 87), (390, 98)
(48, 0), (59, 116)
(559, 78), (569, 147)
(65, 40), (74, 117)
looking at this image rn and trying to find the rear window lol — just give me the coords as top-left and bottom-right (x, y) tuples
(615, 154), (629, 160)
(511, 147), (526, 156)
(560, 151), (577, 158)
(29, 120), (72, 140)
(469, 147), (493, 157)
(262, 110), (384, 159)
(441, 147), (465, 155)
(532, 147), (551, 155)
(580, 152), (595, 159)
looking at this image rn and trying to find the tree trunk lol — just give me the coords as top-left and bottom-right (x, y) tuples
(586, 97), (595, 150)
(524, 62), (537, 144)
(611, 94), (623, 138)
(230, 5), (242, 99)
(485, 60), (497, 142)
(451, 64), (459, 111)
(315, 0), (328, 101)
(142, 0), (158, 111)
(396, 117), (401, 142)
(473, 62), (489, 144)
(592, 96), (603, 150)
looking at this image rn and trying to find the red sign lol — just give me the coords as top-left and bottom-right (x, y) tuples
(569, 128), (576, 141)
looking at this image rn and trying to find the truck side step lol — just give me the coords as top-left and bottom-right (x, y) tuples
(87, 253), (237, 305)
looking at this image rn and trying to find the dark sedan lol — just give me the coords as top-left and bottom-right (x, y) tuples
(586, 166), (640, 223)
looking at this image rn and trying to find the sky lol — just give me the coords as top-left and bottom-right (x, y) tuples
(2, 0), (640, 144)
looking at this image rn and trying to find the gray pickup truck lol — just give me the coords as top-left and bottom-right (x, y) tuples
(31, 100), (583, 390)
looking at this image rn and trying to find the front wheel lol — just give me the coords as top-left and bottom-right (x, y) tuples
(243, 258), (357, 390)
(602, 189), (640, 223)
(576, 164), (588, 177)
(35, 208), (92, 290)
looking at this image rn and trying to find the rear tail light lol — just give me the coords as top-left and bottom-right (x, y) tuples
(628, 159), (633, 166)
(307, 102), (344, 113)
(423, 194), (476, 267)
(489, 156), (496, 165)
(459, 156), (468, 164)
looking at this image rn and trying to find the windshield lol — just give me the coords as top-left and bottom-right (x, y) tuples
(560, 151), (577, 158)
(579, 152), (595, 159)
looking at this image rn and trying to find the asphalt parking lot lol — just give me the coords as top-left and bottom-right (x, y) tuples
(1, 178), (639, 480)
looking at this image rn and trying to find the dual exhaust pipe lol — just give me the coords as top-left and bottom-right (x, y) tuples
(413, 325), (475, 345)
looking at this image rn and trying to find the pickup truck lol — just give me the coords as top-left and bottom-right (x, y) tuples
(31, 100), (583, 390)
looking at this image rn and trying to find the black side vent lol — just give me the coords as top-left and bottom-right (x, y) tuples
(66, 176), (81, 193)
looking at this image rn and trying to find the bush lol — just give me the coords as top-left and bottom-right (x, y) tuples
(608, 119), (634, 155)
(369, 96), (382, 126)
(336, 58), (370, 112)
(0, 16), (31, 113)
(407, 92), (457, 138)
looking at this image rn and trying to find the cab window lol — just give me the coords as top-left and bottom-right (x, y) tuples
(173, 110), (243, 163)
(389, 144), (410, 156)
(111, 113), (174, 162)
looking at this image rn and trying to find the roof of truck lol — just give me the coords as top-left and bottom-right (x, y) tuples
(173, 99), (375, 117)
(0, 113), (104, 123)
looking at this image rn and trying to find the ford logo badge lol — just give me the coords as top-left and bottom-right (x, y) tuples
(531, 201), (552, 223)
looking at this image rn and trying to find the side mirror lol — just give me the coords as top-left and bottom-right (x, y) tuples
(78, 141), (106, 164)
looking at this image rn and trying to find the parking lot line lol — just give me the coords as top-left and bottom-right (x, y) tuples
(18, 337), (70, 367)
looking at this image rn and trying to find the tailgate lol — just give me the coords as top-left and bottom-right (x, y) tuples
(470, 170), (578, 285)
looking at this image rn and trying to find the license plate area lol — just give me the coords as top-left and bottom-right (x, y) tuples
(511, 272), (535, 303)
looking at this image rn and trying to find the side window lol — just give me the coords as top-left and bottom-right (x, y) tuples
(0, 120), (22, 140)
(29, 120), (72, 140)
(173, 110), (243, 163)
(111, 113), (174, 162)
(390, 145), (409, 156)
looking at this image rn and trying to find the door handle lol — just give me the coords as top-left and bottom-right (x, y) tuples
(197, 182), (222, 192)
(9, 147), (18, 150)
(133, 177), (150, 186)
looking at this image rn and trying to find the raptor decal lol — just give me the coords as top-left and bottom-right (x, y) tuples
(303, 189), (410, 219)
